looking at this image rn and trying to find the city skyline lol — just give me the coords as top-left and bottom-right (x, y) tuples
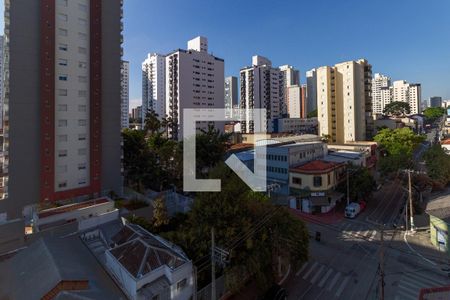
(120, 0), (450, 109)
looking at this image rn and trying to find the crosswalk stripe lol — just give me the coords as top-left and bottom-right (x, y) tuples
(296, 262), (309, 276)
(318, 269), (333, 287)
(310, 265), (325, 284)
(407, 272), (449, 287)
(335, 276), (350, 297)
(369, 230), (377, 241)
(327, 272), (341, 291)
(303, 262), (318, 280)
(396, 288), (417, 300)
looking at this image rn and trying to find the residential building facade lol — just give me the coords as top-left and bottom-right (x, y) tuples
(121, 60), (129, 129)
(274, 117), (318, 134)
(224, 76), (238, 119)
(0, 0), (123, 221)
(287, 85), (302, 118)
(391, 80), (422, 115)
(142, 53), (166, 122)
(429, 96), (443, 108)
(0, 35), (3, 129)
(317, 59), (372, 144)
(165, 36), (225, 140)
(240, 55), (281, 133)
(279, 65), (300, 115)
(371, 73), (391, 114)
(306, 68), (317, 113)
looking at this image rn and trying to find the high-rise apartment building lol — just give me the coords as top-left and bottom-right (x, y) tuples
(306, 69), (317, 114)
(142, 53), (166, 123)
(0, 36), (3, 129)
(300, 84), (307, 118)
(0, 0), (123, 220)
(224, 76), (238, 119)
(286, 85), (303, 118)
(279, 65), (300, 115)
(317, 59), (372, 144)
(391, 80), (421, 114)
(240, 55), (281, 133)
(166, 36), (225, 140)
(131, 106), (142, 121)
(371, 73), (391, 114)
(121, 61), (129, 129)
(429, 96), (442, 108)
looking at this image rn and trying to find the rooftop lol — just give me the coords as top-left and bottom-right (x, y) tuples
(290, 160), (344, 174)
(108, 223), (190, 279)
(426, 193), (450, 222)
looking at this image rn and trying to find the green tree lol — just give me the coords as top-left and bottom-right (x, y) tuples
(162, 164), (308, 292)
(423, 145), (450, 186)
(383, 101), (411, 117)
(337, 167), (375, 201)
(195, 124), (230, 176)
(423, 107), (445, 123)
(374, 128), (425, 174)
(144, 109), (162, 136)
(307, 109), (317, 118)
(152, 197), (170, 228)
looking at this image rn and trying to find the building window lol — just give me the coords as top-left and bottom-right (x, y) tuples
(78, 178), (87, 185)
(293, 177), (302, 185)
(78, 119), (87, 126)
(78, 18), (87, 26)
(78, 76), (87, 83)
(78, 105), (87, 112)
(58, 135), (68, 142)
(58, 13), (68, 22)
(58, 89), (68, 96)
(59, 75), (68, 81)
(78, 32), (87, 40)
(79, 90), (88, 97)
(58, 181), (67, 188)
(78, 134), (87, 141)
(58, 59), (68, 67)
(59, 44), (68, 51)
(78, 47), (87, 54)
(78, 163), (86, 170)
(177, 278), (187, 291)
(58, 28), (68, 37)
(313, 176), (322, 187)
(57, 104), (68, 111)
(79, 61), (87, 69)
(57, 0), (68, 7)
(58, 150), (67, 157)
(58, 120), (68, 127)
(78, 148), (87, 156)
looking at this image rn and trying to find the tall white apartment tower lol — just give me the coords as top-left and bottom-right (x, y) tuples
(0, 36), (3, 129)
(317, 59), (372, 144)
(224, 76), (238, 119)
(240, 55), (281, 133)
(165, 36), (225, 140)
(279, 65), (300, 115)
(121, 61), (129, 129)
(306, 69), (317, 114)
(391, 80), (421, 115)
(371, 73), (391, 114)
(142, 53), (166, 122)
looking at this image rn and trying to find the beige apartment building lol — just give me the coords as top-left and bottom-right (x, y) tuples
(317, 59), (372, 144)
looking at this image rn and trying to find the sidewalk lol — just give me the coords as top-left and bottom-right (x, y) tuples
(404, 230), (450, 267)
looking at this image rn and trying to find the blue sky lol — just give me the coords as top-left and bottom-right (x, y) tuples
(124, 0), (450, 109)
(0, 0), (449, 109)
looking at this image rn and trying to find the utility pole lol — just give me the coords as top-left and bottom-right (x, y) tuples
(405, 193), (409, 232)
(408, 170), (415, 231)
(379, 225), (385, 300)
(211, 228), (216, 300)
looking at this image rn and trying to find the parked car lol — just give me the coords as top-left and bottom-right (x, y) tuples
(345, 201), (366, 219)
(261, 284), (287, 300)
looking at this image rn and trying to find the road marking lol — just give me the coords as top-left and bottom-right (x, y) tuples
(303, 262), (318, 280)
(318, 269), (333, 287)
(310, 265), (324, 284)
(364, 230), (371, 237)
(368, 230), (377, 241)
(296, 262), (308, 276)
(327, 272), (341, 291)
(335, 276), (350, 297)
(407, 272), (448, 287)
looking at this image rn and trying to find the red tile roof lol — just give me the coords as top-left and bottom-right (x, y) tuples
(290, 160), (344, 174)
(441, 139), (450, 145)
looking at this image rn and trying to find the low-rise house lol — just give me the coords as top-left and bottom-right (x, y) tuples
(289, 160), (346, 213)
(441, 139), (450, 154)
(426, 194), (450, 254)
